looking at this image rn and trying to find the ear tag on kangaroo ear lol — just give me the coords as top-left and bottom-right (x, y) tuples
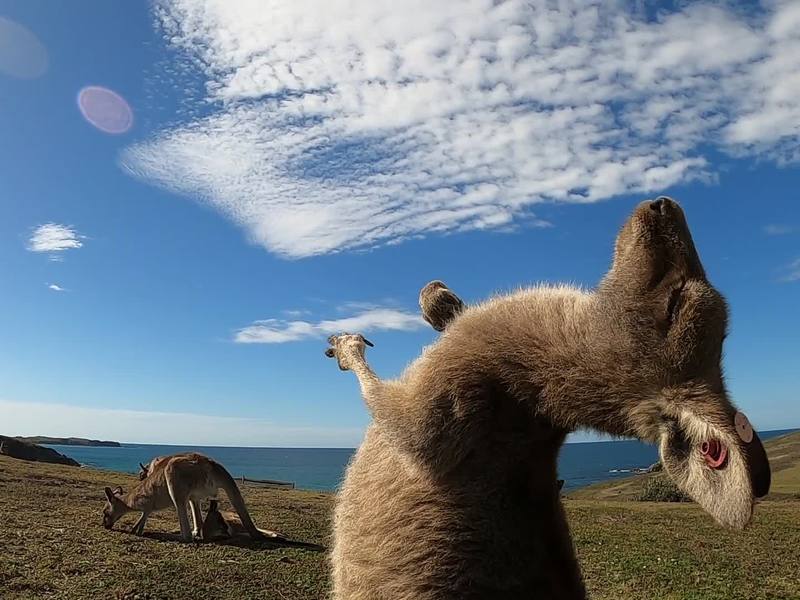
(734, 412), (754, 444)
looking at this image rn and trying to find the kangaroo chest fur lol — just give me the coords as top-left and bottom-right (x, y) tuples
(332, 389), (585, 600)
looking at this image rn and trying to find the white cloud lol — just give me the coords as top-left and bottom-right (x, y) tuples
(122, 0), (800, 258)
(0, 399), (362, 447)
(780, 258), (800, 282)
(764, 224), (795, 235)
(28, 224), (84, 253)
(235, 307), (425, 343)
(47, 283), (66, 292)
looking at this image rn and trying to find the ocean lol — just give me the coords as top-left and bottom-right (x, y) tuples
(48, 429), (795, 493)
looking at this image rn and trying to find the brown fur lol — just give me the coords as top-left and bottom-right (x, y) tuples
(101, 452), (268, 542)
(419, 280), (465, 331)
(326, 197), (770, 599)
(137, 454), (190, 480)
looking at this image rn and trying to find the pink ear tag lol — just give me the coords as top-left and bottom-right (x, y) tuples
(734, 412), (754, 443)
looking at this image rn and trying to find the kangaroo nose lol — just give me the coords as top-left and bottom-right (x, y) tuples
(650, 196), (675, 215)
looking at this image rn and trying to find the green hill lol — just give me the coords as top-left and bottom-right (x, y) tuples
(13, 436), (121, 447)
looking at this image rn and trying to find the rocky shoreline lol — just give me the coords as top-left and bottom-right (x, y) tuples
(0, 435), (80, 466)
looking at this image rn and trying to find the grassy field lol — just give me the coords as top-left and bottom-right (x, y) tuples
(1, 434), (799, 599)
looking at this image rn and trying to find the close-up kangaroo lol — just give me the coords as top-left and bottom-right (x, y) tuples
(325, 197), (771, 599)
(101, 452), (269, 542)
(8, 2), (800, 597)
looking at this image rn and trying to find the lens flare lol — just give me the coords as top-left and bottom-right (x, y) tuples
(77, 86), (133, 134)
(0, 17), (48, 79)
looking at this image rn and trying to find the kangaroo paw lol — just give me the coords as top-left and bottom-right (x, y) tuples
(419, 280), (465, 331)
(324, 333), (373, 371)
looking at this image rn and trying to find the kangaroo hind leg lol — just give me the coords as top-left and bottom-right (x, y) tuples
(189, 500), (204, 539)
(166, 475), (192, 542)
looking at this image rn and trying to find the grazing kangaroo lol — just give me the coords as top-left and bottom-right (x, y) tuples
(326, 197), (771, 599)
(201, 499), (285, 541)
(101, 452), (267, 542)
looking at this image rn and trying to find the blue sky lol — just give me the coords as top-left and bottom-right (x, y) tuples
(1, 0), (798, 446)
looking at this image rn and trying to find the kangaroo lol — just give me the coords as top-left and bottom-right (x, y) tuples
(102, 452), (268, 542)
(325, 197), (771, 599)
(136, 452), (204, 480)
(137, 454), (185, 480)
(201, 499), (285, 541)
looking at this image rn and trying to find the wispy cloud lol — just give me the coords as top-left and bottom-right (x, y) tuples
(779, 258), (800, 282)
(47, 283), (66, 292)
(764, 224), (795, 236)
(0, 399), (362, 447)
(235, 307), (425, 344)
(28, 223), (84, 254)
(123, 1), (800, 258)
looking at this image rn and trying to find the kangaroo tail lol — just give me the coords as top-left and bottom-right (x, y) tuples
(212, 462), (263, 539)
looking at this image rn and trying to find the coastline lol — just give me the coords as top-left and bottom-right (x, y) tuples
(39, 428), (798, 494)
(18, 436), (121, 447)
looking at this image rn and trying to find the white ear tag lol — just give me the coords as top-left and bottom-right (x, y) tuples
(734, 412), (754, 444)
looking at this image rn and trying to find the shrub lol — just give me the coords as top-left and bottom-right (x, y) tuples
(636, 475), (692, 503)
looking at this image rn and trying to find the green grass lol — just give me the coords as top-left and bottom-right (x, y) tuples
(2, 434), (799, 599)
(0, 456), (333, 599)
(771, 462), (800, 496)
(569, 500), (800, 599)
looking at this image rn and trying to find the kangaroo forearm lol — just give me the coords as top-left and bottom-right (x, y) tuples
(367, 386), (476, 470)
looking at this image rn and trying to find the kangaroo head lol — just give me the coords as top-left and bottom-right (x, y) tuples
(599, 197), (770, 529)
(101, 486), (128, 530)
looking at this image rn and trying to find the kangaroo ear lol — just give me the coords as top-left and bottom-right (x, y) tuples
(104, 486), (115, 502)
(112, 486), (124, 496)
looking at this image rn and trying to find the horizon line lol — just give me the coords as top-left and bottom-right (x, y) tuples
(42, 427), (799, 450)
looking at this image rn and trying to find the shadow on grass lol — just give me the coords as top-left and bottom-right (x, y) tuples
(139, 530), (326, 552)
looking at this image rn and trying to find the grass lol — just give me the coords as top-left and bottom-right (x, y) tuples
(0, 456), (333, 599)
(1, 433), (799, 599)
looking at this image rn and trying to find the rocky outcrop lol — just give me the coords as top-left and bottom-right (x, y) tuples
(14, 436), (120, 447)
(0, 436), (80, 466)
(646, 461), (663, 473)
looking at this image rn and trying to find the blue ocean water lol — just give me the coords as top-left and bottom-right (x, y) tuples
(48, 429), (795, 493)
